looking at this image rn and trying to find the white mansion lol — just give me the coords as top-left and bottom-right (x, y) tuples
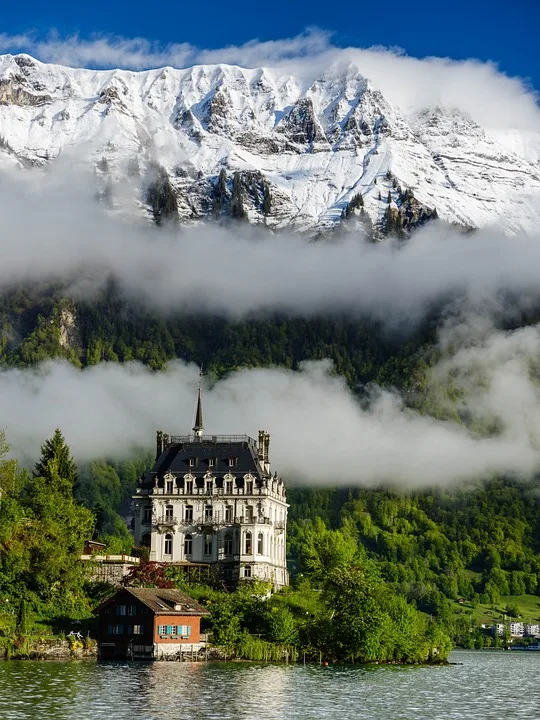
(132, 390), (289, 589)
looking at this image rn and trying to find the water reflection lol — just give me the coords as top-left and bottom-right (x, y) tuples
(0, 652), (538, 720)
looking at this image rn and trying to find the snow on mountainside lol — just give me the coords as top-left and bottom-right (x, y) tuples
(0, 53), (539, 233)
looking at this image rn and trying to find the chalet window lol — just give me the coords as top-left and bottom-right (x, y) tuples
(226, 480), (233, 494)
(165, 479), (174, 494)
(225, 505), (233, 523)
(245, 532), (252, 555)
(184, 534), (192, 555)
(165, 505), (174, 521)
(257, 533), (264, 555)
(142, 506), (152, 523)
(185, 505), (193, 522)
(224, 533), (233, 555)
(180, 625), (192, 638)
(205, 506), (213, 521)
(158, 625), (166, 635)
(164, 534), (173, 556)
(116, 605), (126, 616)
(244, 566), (252, 578)
(206, 480), (213, 494)
(204, 534), (213, 555)
(108, 624), (124, 635)
(229, 457), (238, 467)
(185, 480), (193, 494)
(127, 605), (137, 616)
(128, 625), (144, 635)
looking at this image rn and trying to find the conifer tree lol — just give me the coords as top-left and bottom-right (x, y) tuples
(146, 165), (178, 225)
(387, 191), (392, 204)
(34, 428), (78, 492)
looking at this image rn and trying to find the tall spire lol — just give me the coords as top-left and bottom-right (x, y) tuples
(192, 366), (204, 438)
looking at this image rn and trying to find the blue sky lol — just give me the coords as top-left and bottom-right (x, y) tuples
(1, 0), (539, 91)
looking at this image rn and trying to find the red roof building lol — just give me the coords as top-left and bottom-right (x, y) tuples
(96, 587), (209, 660)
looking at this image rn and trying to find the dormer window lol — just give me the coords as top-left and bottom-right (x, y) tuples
(188, 458), (196, 468)
(229, 457), (238, 468)
(208, 458), (216, 468)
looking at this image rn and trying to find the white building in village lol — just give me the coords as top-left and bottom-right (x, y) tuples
(132, 389), (289, 589)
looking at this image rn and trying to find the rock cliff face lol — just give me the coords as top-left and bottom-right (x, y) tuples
(0, 53), (538, 234)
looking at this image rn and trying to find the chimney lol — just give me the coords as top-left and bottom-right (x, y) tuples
(258, 430), (265, 461)
(156, 430), (164, 460)
(264, 432), (271, 474)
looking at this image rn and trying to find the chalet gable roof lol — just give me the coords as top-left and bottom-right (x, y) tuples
(96, 587), (209, 616)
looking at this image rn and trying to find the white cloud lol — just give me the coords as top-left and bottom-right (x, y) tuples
(0, 28), (537, 131)
(1, 169), (540, 324)
(4, 336), (540, 487)
(0, 160), (538, 486)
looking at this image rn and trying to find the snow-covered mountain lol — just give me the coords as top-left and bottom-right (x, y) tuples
(0, 53), (539, 233)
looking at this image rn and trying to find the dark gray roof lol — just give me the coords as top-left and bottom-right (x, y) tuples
(139, 436), (264, 489)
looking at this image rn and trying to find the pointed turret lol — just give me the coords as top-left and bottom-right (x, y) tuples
(193, 388), (204, 438)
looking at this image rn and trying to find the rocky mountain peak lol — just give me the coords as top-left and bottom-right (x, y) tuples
(0, 54), (537, 234)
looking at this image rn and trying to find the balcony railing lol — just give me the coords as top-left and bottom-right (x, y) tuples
(156, 516), (178, 526)
(169, 434), (256, 447)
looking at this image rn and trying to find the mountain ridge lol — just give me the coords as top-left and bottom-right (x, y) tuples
(0, 52), (539, 233)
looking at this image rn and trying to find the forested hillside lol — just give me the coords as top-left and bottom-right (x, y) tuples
(0, 283), (435, 387)
(1, 282), (540, 646)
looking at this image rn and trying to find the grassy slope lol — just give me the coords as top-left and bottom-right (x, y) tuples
(453, 594), (540, 625)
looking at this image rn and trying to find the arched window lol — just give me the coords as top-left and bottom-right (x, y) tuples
(184, 533), (192, 556)
(164, 533), (173, 556)
(245, 531), (252, 555)
(257, 533), (264, 555)
(204, 534), (213, 556)
(224, 533), (233, 555)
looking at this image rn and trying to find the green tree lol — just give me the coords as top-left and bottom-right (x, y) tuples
(34, 428), (78, 492)
(25, 457), (94, 602)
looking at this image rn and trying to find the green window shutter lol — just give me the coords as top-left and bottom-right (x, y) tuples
(187, 625), (191, 636)
(166, 625), (172, 635)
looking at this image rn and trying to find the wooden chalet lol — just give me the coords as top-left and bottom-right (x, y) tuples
(96, 587), (209, 660)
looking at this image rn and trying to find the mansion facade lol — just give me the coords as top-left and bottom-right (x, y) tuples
(132, 390), (289, 589)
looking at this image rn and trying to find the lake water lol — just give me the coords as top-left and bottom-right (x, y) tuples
(0, 650), (538, 720)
